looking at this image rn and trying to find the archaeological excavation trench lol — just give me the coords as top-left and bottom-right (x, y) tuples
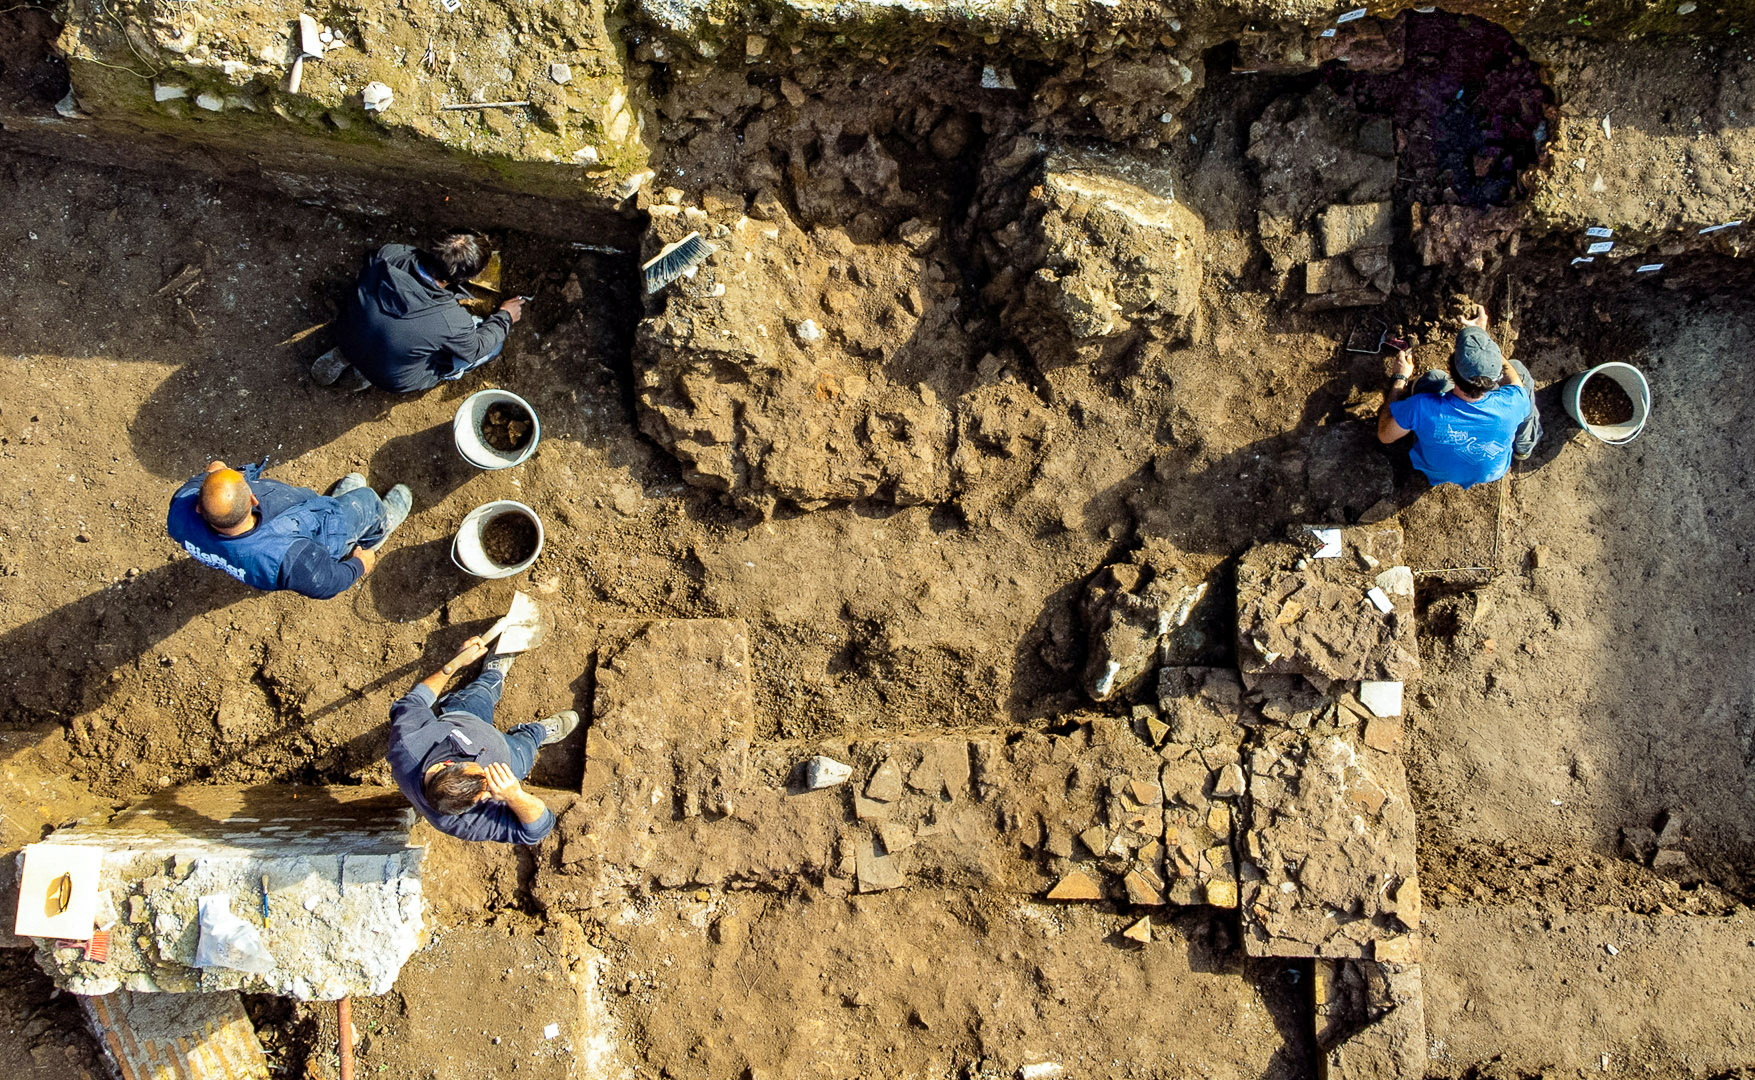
(2, 0), (1754, 1077)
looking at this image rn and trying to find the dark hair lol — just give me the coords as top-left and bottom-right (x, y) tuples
(426, 232), (491, 283)
(425, 763), (485, 815)
(1449, 363), (1499, 396)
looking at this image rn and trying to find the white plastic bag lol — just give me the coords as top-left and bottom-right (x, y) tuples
(194, 894), (275, 974)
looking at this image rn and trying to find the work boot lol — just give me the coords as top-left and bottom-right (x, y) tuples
(484, 651), (517, 676)
(538, 709), (581, 746)
(381, 484), (413, 537)
(310, 348), (350, 386)
(330, 473), (368, 497)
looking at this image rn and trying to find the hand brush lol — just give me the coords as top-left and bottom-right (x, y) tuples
(642, 232), (713, 294)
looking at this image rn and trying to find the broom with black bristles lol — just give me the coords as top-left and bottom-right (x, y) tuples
(642, 231), (714, 294)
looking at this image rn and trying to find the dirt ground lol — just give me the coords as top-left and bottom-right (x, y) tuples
(4, 3), (1755, 1078)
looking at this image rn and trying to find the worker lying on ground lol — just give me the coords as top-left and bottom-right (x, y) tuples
(386, 634), (578, 845)
(312, 231), (525, 392)
(1376, 304), (1541, 489)
(165, 459), (410, 598)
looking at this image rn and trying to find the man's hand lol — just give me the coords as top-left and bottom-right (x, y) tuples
(1461, 302), (1489, 329)
(442, 635), (489, 676)
(349, 546), (378, 576)
(481, 761), (548, 824)
(206, 460), (228, 474)
(481, 761), (523, 802)
(1387, 348), (1415, 381)
(498, 297), (526, 323)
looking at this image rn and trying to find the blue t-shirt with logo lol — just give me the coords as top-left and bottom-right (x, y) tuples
(1389, 386), (1531, 489)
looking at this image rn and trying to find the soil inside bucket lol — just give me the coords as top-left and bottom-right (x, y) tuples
(479, 511), (539, 567)
(481, 402), (534, 453)
(1580, 374), (1635, 427)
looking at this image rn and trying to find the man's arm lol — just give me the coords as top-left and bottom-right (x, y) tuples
(483, 762), (550, 827)
(1376, 348), (1415, 444)
(448, 308), (514, 370)
(277, 539), (366, 599)
(415, 636), (489, 697)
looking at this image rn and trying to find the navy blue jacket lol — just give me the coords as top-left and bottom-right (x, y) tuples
(336, 244), (511, 393)
(386, 684), (555, 845)
(165, 463), (365, 598)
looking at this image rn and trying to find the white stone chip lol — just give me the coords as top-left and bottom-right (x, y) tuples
(1360, 680), (1403, 718)
(1310, 527), (1343, 558)
(1366, 587), (1394, 614)
(361, 82), (394, 112)
(980, 66), (1017, 90)
(803, 756), (852, 789)
(195, 92), (225, 112)
(543, 1023), (560, 1039)
(1018, 1065), (1066, 1080)
(153, 84), (190, 102)
(1375, 565), (1414, 597)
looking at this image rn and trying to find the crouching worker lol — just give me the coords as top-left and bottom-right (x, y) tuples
(1377, 304), (1541, 489)
(314, 231), (526, 393)
(387, 634), (578, 845)
(166, 460), (410, 599)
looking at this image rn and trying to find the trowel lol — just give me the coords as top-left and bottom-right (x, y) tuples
(288, 15), (324, 94)
(481, 590), (542, 654)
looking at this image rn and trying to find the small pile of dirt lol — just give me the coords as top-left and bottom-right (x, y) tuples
(481, 402), (534, 453)
(480, 511), (539, 567)
(1579, 374), (1635, 427)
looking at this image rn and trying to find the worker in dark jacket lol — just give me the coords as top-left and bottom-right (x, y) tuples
(386, 634), (579, 845)
(314, 232), (525, 393)
(165, 459), (411, 599)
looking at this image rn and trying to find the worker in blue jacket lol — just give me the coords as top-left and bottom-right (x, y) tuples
(386, 634), (579, 845)
(165, 459), (411, 599)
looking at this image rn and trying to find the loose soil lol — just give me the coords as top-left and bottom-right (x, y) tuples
(3, 5), (1755, 1078)
(479, 510), (540, 567)
(1579, 371), (1636, 426)
(480, 401), (534, 453)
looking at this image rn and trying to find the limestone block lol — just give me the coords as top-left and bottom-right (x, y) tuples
(30, 786), (422, 999)
(1237, 524), (1420, 685)
(1320, 203), (1395, 256)
(1240, 730), (1418, 959)
(1315, 960), (1427, 1080)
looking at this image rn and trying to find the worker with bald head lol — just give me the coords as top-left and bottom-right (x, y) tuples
(165, 458), (412, 599)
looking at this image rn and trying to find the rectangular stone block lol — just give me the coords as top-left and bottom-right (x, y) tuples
(82, 989), (270, 1079)
(1241, 729), (1417, 959)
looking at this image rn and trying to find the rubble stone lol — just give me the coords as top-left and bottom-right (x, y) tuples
(1237, 524), (1420, 685)
(1046, 870), (1104, 901)
(1241, 728), (1418, 959)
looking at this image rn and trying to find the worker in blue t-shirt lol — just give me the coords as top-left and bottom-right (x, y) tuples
(1377, 305), (1540, 489)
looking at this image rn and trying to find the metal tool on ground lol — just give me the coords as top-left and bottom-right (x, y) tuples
(1345, 317), (1390, 354)
(441, 100), (532, 111)
(482, 590), (543, 653)
(643, 232), (713, 293)
(260, 874), (271, 924)
(571, 242), (629, 255)
(289, 14), (324, 94)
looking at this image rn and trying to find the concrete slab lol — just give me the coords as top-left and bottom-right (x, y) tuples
(27, 786), (422, 1000)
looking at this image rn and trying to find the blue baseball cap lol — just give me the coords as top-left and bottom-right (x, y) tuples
(1452, 326), (1503, 382)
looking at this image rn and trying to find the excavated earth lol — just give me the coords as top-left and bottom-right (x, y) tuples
(3, 0), (1755, 1077)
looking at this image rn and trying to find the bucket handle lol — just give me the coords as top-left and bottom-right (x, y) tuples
(449, 537), (467, 573)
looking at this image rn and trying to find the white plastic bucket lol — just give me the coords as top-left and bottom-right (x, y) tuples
(1562, 362), (1650, 445)
(451, 500), (544, 579)
(453, 389), (540, 469)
